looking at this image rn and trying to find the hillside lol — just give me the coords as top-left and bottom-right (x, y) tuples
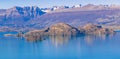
(1, 4), (120, 31)
(28, 9), (120, 28)
(0, 6), (45, 26)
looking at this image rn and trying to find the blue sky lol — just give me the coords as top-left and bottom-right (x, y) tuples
(0, 0), (120, 9)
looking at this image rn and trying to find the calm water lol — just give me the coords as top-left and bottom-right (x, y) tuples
(0, 32), (120, 59)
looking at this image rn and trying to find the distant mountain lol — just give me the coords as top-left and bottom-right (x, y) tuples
(1, 4), (120, 31)
(50, 4), (120, 13)
(27, 9), (120, 28)
(0, 6), (45, 26)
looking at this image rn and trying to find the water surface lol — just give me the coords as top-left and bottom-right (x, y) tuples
(0, 32), (120, 59)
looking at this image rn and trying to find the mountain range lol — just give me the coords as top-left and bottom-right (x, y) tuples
(0, 4), (120, 31)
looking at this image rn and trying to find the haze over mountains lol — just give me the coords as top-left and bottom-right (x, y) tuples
(0, 4), (120, 31)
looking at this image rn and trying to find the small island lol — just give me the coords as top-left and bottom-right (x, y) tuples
(4, 23), (114, 41)
(23, 23), (114, 41)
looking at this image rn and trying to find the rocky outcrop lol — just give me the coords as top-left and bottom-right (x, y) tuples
(48, 23), (81, 35)
(79, 23), (114, 35)
(24, 23), (114, 41)
(4, 31), (24, 37)
(4, 34), (16, 37)
(24, 30), (48, 41)
(24, 23), (82, 41)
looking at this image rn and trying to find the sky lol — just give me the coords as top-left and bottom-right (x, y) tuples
(0, 0), (120, 9)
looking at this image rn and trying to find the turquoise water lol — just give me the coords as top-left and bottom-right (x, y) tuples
(0, 32), (120, 59)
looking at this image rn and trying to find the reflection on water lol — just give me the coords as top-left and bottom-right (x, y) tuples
(0, 32), (119, 59)
(50, 35), (75, 47)
(47, 34), (115, 47)
(83, 34), (114, 46)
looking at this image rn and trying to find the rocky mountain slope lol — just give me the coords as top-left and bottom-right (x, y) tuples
(1, 4), (120, 31)
(28, 9), (120, 28)
(0, 6), (45, 26)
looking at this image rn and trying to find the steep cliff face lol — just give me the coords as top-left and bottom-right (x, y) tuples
(0, 6), (45, 26)
(5, 6), (45, 17)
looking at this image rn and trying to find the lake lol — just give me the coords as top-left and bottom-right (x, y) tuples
(0, 32), (120, 59)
